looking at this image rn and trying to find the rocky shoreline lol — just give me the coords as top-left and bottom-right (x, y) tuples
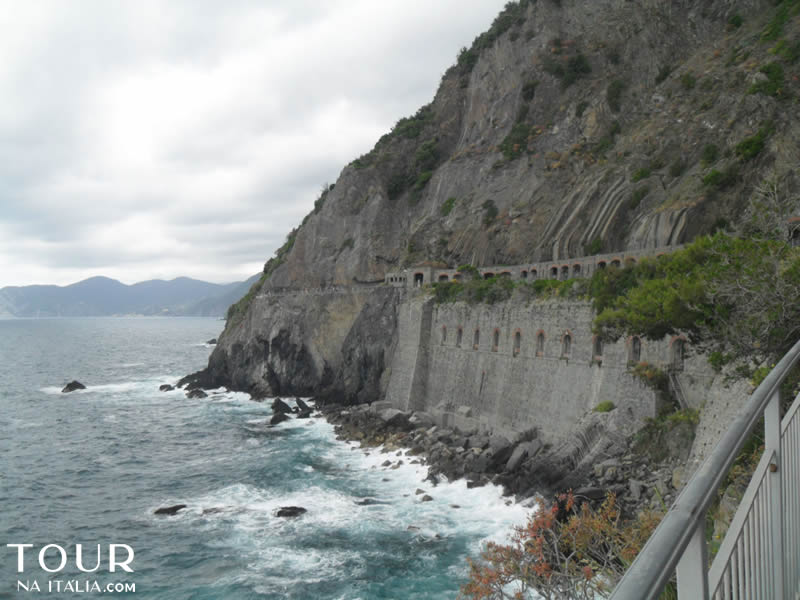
(318, 400), (685, 518)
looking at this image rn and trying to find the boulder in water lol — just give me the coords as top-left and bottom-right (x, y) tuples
(206, 338), (217, 345)
(296, 398), (310, 412)
(276, 506), (306, 518)
(272, 398), (292, 414)
(154, 504), (187, 516)
(270, 412), (290, 425)
(186, 389), (207, 399)
(159, 384), (174, 392)
(62, 381), (86, 393)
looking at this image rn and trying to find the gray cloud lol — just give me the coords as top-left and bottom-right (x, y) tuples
(0, 0), (507, 286)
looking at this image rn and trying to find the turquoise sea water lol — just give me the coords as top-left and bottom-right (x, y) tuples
(0, 317), (528, 599)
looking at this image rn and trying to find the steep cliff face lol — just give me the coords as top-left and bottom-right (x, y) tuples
(195, 0), (798, 399)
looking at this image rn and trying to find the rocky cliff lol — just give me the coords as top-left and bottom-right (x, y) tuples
(189, 0), (798, 405)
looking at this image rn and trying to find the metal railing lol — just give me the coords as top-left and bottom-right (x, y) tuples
(667, 368), (689, 411)
(610, 338), (800, 600)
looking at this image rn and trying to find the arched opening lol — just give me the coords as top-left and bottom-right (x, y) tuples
(671, 338), (685, 370)
(483, 272), (495, 280)
(573, 264), (582, 277)
(499, 271), (512, 279)
(561, 265), (570, 280)
(625, 257), (637, 266)
(513, 331), (521, 356)
(536, 332), (545, 356)
(598, 261), (607, 269)
(630, 336), (641, 363)
(521, 270), (528, 279)
(441, 325), (447, 345)
(550, 266), (558, 279)
(492, 328), (500, 351)
(611, 259), (621, 268)
(593, 336), (603, 360)
(453, 273), (463, 281)
(530, 269), (538, 280)
(438, 274), (449, 282)
(456, 327), (463, 347)
(562, 333), (572, 357)
(414, 272), (424, 287)
(473, 329), (480, 350)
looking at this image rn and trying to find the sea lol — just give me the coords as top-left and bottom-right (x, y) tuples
(0, 317), (530, 599)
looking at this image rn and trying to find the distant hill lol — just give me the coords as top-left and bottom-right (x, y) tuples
(0, 274), (261, 317)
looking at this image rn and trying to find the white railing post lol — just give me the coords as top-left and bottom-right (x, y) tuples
(765, 389), (784, 600)
(676, 517), (709, 599)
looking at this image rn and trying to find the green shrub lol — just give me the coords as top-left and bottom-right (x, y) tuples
(631, 167), (651, 182)
(414, 138), (440, 171)
(681, 72), (697, 89)
(701, 143), (720, 165)
(774, 38), (800, 63)
(386, 172), (409, 200)
(499, 123), (533, 159)
(703, 165), (739, 189)
(735, 122), (774, 161)
(762, 0), (799, 41)
(482, 200), (499, 225)
(669, 159), (687, 177)
(576, 101), (589, 117)
(393, 105), (433, 139)
(522, 79), (538, 101)
(630, 362), (668, 392)
(584, 237), (604, 255)
(748, 62), (785, 97)
(594, 401), (616, 413)
(441, 196), (457, 216)
(728, 14), (743, 28)
(543, 53), (591, 87)
(629, 186), (649, 210)
(655, 65), (672, 85)
(607, 79), (625, 112)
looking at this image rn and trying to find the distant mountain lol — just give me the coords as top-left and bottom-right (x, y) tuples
(0, 274), (261, 317)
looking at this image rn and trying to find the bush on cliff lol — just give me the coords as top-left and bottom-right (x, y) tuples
(462, 492), (663, 600)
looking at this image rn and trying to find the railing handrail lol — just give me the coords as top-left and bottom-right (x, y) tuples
(610, 338), (800, 600)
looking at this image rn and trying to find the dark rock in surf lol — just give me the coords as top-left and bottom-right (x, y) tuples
(296, 398), (311, 412)
(272, 398), (292, 414)
(186, 389), (207, 399)
(62, 381), (86, 393)
(270, 412), (290, 425)
(276, 506), (307, 518)
(154, 504), (187, 516)
(159, 384), (174, 392)
(206, 338), (217, 345)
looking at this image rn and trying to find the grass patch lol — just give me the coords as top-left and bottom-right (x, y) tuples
(631, 167), (651, 182)
(748, 62), (785, 97)
(441, 196), (457, 216)
(594, 401), (616, 413)
(735, 122), (774, 161)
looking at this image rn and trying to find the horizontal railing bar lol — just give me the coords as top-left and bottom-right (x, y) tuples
(708, 449), (775, 591)
(610, 338), (800, 600)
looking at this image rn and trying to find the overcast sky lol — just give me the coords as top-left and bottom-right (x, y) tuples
(0, 1), (508, 287)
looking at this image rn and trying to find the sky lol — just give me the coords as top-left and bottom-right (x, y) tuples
(0, 0), (508, 287)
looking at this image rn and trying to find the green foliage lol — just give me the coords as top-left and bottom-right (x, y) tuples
(607, 79), (625, 112)
(728, 14), (744, 28)
(414, 138), (440, 171)
(630, 362), (668, 392)
(594, 401), (616, 413)
(655, 65), (672, 85)
(440, 196), (457, 216)
(703, 164), (739, 189)
(584, 237), (604, 255)
(339, 237), (354, 252)
(594, 121), (621, 157)
(521, 79), (538, 101)
(591, 233), (800, 366)
(482, 200), (499, 225)
(226, 273), (267, 324)
(499, 122), (533, 159)
(457, 264), (481, 279)
(762, 0), (800, 42)
(735, 122), (773, 161)
(629, 186), (649, 210)
(433, 275), (515, 305)
(748, 62), (785, 97)
(701, 143), (720, 165)
(576, 100), (589, 117)
(631, 167), (651, 182)
(543, 53), (592, 87)
(708, 351), (733, 372)
(456, 0), (531, 74)
(669, 159), (687, 177)
(680, 72), (697, 90)
(386, 172), (409, 200)
(393, 105), (433, 140)
(773, 38), (800, 63)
